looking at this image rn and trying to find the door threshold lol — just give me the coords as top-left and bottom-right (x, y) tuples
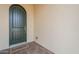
(10, 42), (27, 48)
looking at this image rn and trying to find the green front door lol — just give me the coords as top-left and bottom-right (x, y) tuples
(9, 4), (26, 45)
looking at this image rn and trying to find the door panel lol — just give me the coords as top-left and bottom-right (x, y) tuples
(12, 7), (26, 27)
(9, 5), (26, 45)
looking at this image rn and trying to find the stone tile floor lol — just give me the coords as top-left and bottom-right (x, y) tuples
(0, 42), (54, 54)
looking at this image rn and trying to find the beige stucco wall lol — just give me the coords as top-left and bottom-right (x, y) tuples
(34, 4), (79, 54)
(0, 4), (34, 50)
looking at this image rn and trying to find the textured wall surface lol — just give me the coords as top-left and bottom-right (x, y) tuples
(34, 5), (79, 54)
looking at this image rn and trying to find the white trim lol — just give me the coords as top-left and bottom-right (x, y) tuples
(0, 41), (32, 51)
(10, 42), (27, 48)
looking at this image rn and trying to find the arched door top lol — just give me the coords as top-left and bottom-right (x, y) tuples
(9, 4), (26, 14)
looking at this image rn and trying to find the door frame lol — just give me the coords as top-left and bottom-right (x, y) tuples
(9, 4), (27, 47)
